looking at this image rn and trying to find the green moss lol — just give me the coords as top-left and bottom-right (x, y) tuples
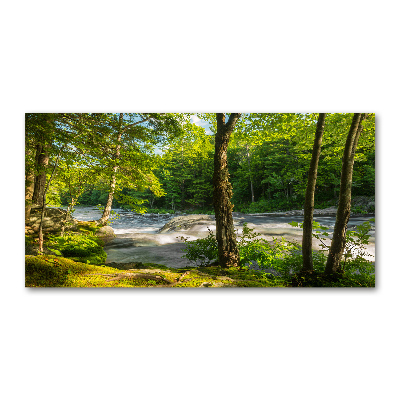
(25, 256), (289, 288)
(26, 256), (116, 287)
(25, 256), (68, 287)
(76, 221), (100, 234)
(47, 233), (107, 264)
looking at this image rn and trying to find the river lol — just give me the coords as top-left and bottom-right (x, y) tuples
(70, 206), (375, 268)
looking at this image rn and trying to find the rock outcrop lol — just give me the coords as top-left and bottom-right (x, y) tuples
(157, 214), (215, 233)
(26, 207), (116, 239)
(352, 196), (375, 213)
(28, 206), (78, 233)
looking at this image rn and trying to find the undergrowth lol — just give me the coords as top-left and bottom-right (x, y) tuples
(180, 222), (375, 287)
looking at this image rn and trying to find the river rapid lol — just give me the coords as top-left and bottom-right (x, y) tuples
(70, 206), (375, 268)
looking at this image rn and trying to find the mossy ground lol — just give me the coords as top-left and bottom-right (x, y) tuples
(25, 256), (289, 288)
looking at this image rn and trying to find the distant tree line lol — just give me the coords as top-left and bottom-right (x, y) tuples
(50, 113), (374, 214)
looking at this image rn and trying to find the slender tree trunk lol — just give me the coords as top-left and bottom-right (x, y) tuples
(302, 113), (326, 272)
(25, 153), (35, 224)
(98, 113), (123, 226)
(325, 113), (366, 274)
(32, 143), (49, 206)
(213, 113), (241, 268)
(38, 148), (64, 253)
(60, 199), (76, 237)
(246, 144), (255, 202)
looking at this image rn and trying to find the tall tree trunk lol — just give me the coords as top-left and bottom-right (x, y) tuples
(32, 143), (49, 206)
(213, 113), (241, 268)
(325, 113), (366, 274)
(25, 146), (35, 224)
(245, 144), (255, 202)
(98, 113), (123, 226)
(25, 172), (35, 224)
(302, 113), (326, 272)
(60, 199), (76, 237)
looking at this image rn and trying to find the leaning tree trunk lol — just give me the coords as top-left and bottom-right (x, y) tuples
(302, 113), (326, 273)
(213, 113), (241, 268)
(325, 113), (366, 275)
(98, 113), (123, 226)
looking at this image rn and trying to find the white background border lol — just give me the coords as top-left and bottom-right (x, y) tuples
(1, 1), (398, 399)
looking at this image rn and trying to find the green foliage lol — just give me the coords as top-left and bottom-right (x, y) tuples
(351, 206), (368, 214)
(150, 122), (214, 211)
(342, 219), (375, 270)
(289, 219), (374, 263)
(47, 233), (107, 264)
(146, 208), (176, 214)
(236, 197), (304, 213)
(180, 223), (303, 277)
(27, 113), (374, 215)
(179, 228), (218, 267)
(227, 113), (375, 208)
(181, 222), (374, 287)
(113, 191), (148, 214)
(95, 204), (120, 224)
(288, 219), (375, 286)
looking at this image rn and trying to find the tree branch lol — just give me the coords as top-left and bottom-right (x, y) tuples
(226, 113), (242, 132)
(121, 113), (168, 134)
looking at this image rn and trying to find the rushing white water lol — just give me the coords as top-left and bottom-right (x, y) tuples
(69, 206), (375, 267)
(70, 206), (173, 234)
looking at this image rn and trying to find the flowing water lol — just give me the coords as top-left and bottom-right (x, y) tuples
(71, 206), (173, 234)
(70, 206), (375, 267)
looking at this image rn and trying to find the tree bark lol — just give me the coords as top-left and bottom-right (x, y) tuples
(32, 143), (49, 206)
(325, 113), (366, 274)
(25, 147), (35, 224)
(98, 113), (123, 226)
(302, 113), (326, 272)
(213, 113), (241, 268)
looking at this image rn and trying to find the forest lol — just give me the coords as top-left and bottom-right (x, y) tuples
(25, 113), (375, 288)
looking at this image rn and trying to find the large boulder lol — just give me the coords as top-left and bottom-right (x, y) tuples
(95, 225), (115, 244)
(158, 214), (214, 233)
(28, 206), (78, 233)
(96, 225), (115, 237)
(351, 196), (375, 214)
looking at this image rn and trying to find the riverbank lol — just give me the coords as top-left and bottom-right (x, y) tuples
(25, 205), (375, 283)
(25, 255), (374, 288)
(25, 255), (288, 287)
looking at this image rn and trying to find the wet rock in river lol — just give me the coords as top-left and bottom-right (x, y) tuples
(158, 214), (215, 233)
